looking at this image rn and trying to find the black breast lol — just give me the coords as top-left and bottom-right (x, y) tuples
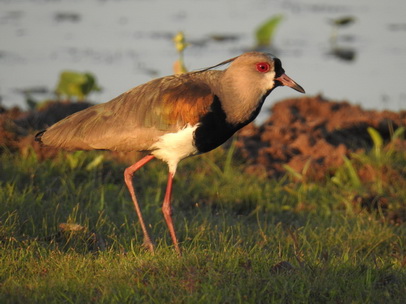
(193, 95), (265, 153)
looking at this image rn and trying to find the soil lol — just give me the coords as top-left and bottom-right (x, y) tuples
(0, 101), (93, 158)
(1, 96), (405, 222)
(1, 96), (405, 177)
(236, 95), (406, 180)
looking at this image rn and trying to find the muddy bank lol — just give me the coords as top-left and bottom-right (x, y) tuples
(1, 96), (405, 223)
(236, 95), (405, 179)
(0, 101), (93, 157)
(1, 96), (405, 178)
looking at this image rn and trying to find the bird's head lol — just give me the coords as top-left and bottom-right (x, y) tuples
(217, 52), (305, 124)
(225, 52), (305, 95)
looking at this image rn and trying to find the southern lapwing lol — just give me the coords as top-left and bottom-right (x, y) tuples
(35, 52), (305, 255)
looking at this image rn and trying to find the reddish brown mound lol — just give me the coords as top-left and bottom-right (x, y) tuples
(0, 101), (93, 157)
(1, 96), (405, 179)
(0, 105), (26, 152)
(236, 95), (406, 179)
(2, 96), (404, 222)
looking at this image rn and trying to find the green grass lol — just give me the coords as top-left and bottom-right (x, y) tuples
(0, 143), (405, 303)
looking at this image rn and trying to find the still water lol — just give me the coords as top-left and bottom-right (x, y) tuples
(1, 0), (405, 122)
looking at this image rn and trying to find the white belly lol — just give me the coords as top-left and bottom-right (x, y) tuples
(151, 124), (198, 174)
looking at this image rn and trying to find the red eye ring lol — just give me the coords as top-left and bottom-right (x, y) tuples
(256, 62), (271, 73)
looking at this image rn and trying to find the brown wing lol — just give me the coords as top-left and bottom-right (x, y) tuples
(37, 72), (218, 152)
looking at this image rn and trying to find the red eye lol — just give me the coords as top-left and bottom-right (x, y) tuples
(256, 62), (271, 73)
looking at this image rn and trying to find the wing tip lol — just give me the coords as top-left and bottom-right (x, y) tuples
(35, 130), (46, 144)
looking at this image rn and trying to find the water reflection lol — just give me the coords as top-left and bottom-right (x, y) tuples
(329, 16), (357, 62)
(0, 0), (405, 112)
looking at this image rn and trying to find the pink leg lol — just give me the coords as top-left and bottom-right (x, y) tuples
(124, 155), (155, 253)
(162, 172), (181, 256)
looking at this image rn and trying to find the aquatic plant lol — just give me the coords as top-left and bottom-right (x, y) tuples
(55, 71), (101, 101)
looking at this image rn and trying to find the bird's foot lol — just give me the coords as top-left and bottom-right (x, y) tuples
(142, 238), (155, 254)
(174, 243), (182, 257)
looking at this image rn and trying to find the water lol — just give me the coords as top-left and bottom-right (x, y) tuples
(1, 0), (405, 123)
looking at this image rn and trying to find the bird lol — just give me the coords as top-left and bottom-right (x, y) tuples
(35, 52), (305, 255)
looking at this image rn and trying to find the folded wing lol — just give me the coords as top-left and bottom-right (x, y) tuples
(36, 73), (216, 152)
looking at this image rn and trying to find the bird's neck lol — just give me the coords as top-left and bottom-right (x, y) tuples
(192, 70), (268, 126)
(217, 82), (268, 126)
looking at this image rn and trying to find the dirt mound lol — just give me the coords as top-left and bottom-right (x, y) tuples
(0, 101), (93, 157)
(1, 96), (405, 179)
(236, 95), (406, 179)
(1, 96), (405, 223)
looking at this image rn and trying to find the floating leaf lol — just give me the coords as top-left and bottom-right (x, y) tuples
(55, 71), (101, 101)
(25, 95), (38, 110)
(331, 47), (356, 61)
(255, 15), (284, 48)
(81, 73), (101, 96)
(331, 16), (356, 27)
(209, 34), (240, 42)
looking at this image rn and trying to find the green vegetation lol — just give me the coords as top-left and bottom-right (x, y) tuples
(55, 71), (101, 101)
(255, 15), (284, 49)
(329, 16), (357, 61)
(0, 138), (405, 303)
(173, 31), (189, 74)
